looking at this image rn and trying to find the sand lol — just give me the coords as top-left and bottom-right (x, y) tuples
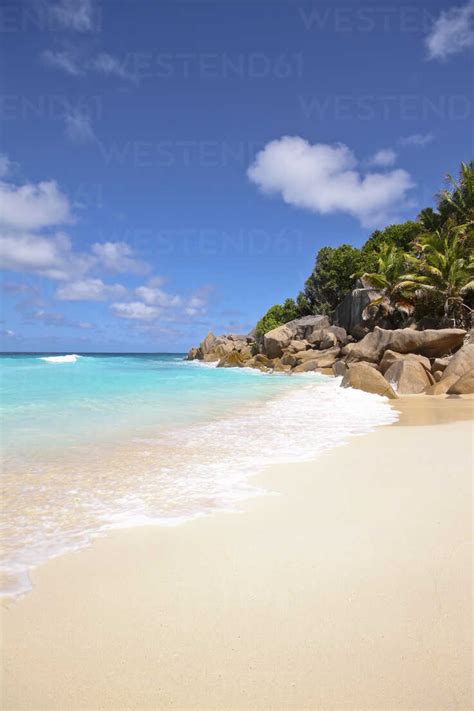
(1, 396), (473, 710)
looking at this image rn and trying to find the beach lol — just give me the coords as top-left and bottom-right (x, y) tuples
(1, 396), (472, 710)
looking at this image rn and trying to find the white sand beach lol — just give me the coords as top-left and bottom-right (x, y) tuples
(1, 397), (473, 710)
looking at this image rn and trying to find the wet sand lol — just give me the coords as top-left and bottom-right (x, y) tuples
(1, 397), (473, 710)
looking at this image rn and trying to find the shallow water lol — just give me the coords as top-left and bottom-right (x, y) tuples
(0, 353), (398, 596)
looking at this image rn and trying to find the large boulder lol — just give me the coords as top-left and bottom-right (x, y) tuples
(186, 347), (201, 361)
(384, 360), (432, 394)
(447, 371), (474, 394)
(432, 357), (451, 374)
(293, 347), (341, 372)
(334, 287), (383, 337)
(272, 359), (292, 373)
(343, 327), (466, 364)
(287, 339), (309, 353)
(332, 360), (348, 378)
(263, 324), (294, 359)
(200, 331), (217, 355)
(307, 326), (348, 347)
(217, 351), (246, 368)
(379, 350), (431, 375)
(340, 362), (398, 399)
(425, 374), (460, 395)
(245, 354), (273, 372)
(285, 315), (330, 340)
(440, 343), (474, 381)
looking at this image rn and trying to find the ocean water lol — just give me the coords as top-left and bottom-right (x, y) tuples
(0, 353), (398, 596)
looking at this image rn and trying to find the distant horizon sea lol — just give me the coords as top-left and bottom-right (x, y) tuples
(0, 352), (398, 596)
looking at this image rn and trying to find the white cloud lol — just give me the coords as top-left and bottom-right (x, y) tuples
(135, 285), (182, 308)
(64, 110), (96, 144)
(49, 0), (95, 32)
(426, 0), (474, 60)
(42, 48), (83, 76)
(111, 302), (161, 320)
(247, 136), (414, 228)
(92, 241), (147, 274)
(0, 154), (14, 179)
(0, 232), (92, 280)
(56, 278), (126, 301)
(398, 133), (434, 148)
(0, 180), (72, 230)
(369, 148), (397, 167)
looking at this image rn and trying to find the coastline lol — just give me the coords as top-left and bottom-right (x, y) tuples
(1, 397), (473, 710)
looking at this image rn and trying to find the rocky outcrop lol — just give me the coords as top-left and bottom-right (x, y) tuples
(432, 357), (451, 374)
(447, 371), (474, 394)
(379, 350), (431, 375)
(425, 374), (460, 395)
(263, 325), (294, 359)
(332, 360), (347, 377)
(340, 363), (398, 399)
(343, 327), (466, 364)
(384, 360), (432, 394)
(334, 286), (383, 337)
(217, 351), (247, 368)
(440, 343), (474, 381)
(201, 331), (217, 355)
(307, 326), (348, 348)
(263, 316), (330, 358)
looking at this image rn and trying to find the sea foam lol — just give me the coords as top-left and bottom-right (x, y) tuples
(39, 354), (81, 363)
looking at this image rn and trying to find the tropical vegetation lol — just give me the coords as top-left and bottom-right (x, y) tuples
(255, 161), (474, 335)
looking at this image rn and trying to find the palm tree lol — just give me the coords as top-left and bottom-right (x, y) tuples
(399, 226), (474, 327)
(438, 161), (474, 226)
(360, 244), (415, 324)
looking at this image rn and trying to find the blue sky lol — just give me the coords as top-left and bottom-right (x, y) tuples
(1, 0), (473, 352)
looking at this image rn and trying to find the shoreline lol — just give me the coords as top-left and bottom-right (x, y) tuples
(1, 396), (473, 710)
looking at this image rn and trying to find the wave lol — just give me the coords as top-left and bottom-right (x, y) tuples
(39, 354), (81, 364)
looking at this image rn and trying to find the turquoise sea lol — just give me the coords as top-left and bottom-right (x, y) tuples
(0, 353), (398, 596)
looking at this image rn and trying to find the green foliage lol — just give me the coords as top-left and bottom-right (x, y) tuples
(255, 298), (300, 335)
(254, 161), (474, 331)
(400, 225), (474, 327)
(360, 221), (423, 273)
(303, 244), (364, 314)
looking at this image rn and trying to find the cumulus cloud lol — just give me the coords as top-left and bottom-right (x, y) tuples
(0, 232), (92, 280)
(369, 148), (397, 167)
(110, 282), (213, 323)
(425, 0), (474, 60)
(49, 0), (96, 32)
(135, 284), (182, 308)
(247, 136), (414, 228)
(111, 301), (161, 320)
(0, 180), (72, 230)
(92, 241), (147, 274)
(56, 278), (126, 301)
(398, 133), (435, 148)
